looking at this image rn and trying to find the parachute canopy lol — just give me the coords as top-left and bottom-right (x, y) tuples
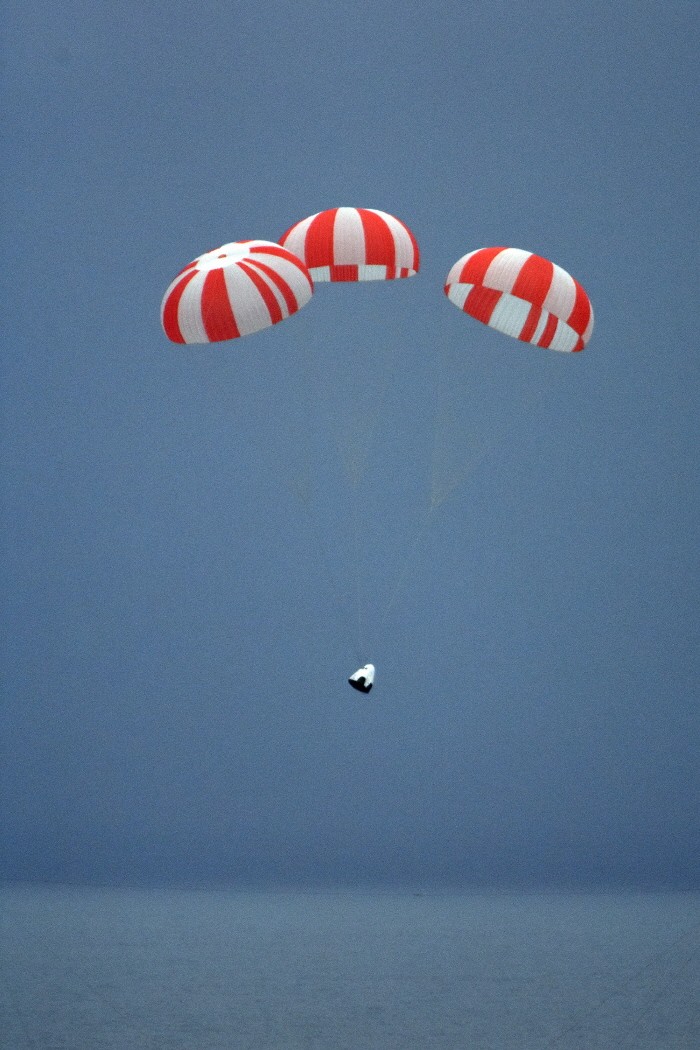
(445, 247), (593, 352)
(161, 240), (313, 344)
(279, 207), (419, 282)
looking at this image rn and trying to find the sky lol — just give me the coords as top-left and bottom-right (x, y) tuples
(1, 0), (698, 888)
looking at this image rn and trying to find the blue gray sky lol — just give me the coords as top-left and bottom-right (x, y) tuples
(2, 0), (698, 887)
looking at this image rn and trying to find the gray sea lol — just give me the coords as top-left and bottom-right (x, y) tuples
(0, 884), (698, 1049)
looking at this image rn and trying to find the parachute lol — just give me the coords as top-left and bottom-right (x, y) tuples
(161, 240), (313, 344)
(278, 208), (423, 686)
(444, 247), (593, 352)
(279, 207), (419, 283)
(160, 224), (593, 695)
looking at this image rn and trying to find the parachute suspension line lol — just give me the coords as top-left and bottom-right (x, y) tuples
(281, 339), (360, 664)
(352, 482), (364, 659)
(300, 331), (407, 662)
(429, 335), (574, 513)
(373, 341), (450, 646)
(377, 501), (436, 638)
(347, 339), (407, 659)
(291, 479), (363, 665)
(339, 338), (404, 494)
(429, 338), (488, 510)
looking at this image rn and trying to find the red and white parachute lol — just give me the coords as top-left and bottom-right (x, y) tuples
(161, 240), (313, 344)
(444, 247), (593, 352)
(279, 207), (419, 282)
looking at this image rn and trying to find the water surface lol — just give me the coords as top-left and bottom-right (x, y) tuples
(1, 885), (698, 1049)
